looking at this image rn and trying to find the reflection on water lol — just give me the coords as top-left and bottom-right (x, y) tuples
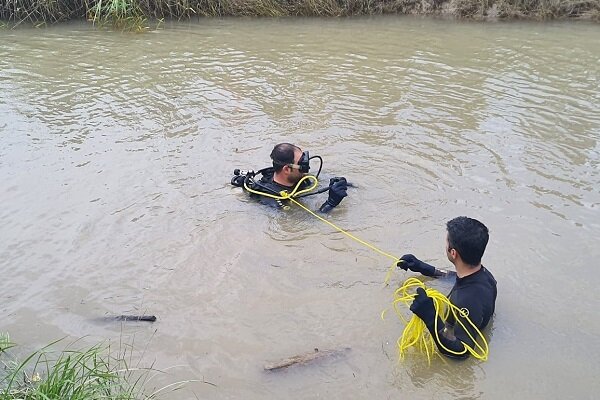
(1, 17), (599, 399)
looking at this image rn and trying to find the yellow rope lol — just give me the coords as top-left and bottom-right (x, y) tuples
(385, 277), (489, 362)
(241, 173), (489, 362)
(243, 174), (319, 200)
(244, 174), (401, 273)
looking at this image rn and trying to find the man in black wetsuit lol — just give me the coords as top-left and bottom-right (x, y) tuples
(232, 143), (348, 212)
(397, 216), (497, 359)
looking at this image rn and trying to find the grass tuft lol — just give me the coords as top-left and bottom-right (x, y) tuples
(87, 0), (149, 31)
(0, 333), (14, 353)
(0, 334), (179, 400)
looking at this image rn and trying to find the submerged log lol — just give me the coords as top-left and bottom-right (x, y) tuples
(91, 315), (157, 325)
(113, 315), (157, 322)
(264, 347), (350, 371)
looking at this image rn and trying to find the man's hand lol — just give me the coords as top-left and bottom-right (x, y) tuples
(397, 254), (421, 271)
(327, 177), (348, 207)
(410, 287), (436, 327)
(397, 254), (436, 276)
(318, 177), (348, 212)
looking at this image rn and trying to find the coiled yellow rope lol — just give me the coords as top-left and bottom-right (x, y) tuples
(383, 277), (489, 362)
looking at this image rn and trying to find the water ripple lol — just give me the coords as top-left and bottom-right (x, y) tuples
(1, 17), (599, 400)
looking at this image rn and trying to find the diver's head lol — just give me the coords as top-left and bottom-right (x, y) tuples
(445, 216), (489, 268)
(271, 143), (306, 186)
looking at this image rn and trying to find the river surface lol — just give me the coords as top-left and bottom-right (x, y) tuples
(1, 17), (599, 399)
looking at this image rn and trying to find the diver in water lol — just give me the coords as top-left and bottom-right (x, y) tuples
(231, 143), (348, 212)
(397, 216), (497, 359)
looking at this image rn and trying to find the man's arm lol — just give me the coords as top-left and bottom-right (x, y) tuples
(443, 291), (485, 351)
(410, 288), (483, 359)
(397, 254), (455, 278)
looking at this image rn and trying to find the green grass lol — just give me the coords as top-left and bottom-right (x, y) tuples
(87, 0), (149, 31)
(0, 0), (599, 28)
(0, 333), (14, 353)
(0, 334), (186, 400)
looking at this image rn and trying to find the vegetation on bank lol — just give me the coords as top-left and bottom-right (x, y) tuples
(0, 333), (179, 400)
(0, 0), (598, 29)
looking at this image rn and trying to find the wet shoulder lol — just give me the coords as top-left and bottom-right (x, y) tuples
(481, 266), (497, 287)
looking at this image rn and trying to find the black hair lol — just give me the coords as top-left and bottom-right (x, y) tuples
(270, 143), (301, 173)
(446, 216), (489, 266)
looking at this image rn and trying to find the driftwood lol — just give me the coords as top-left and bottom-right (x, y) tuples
(264, 347), (350, 371)
(91, 315), (157, 325)
(113, 315), (157, 322)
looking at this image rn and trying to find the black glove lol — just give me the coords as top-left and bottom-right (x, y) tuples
(410, 287), (437, 328)
(319, 177), (347, 212)
(411, 287), (463, 356)
(328, 177), (348, 206)
(231, 175), (245, 187)
(397, 254), (436, 277)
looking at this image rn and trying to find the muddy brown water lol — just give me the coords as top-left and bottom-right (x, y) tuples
(1, 17), (599, 399)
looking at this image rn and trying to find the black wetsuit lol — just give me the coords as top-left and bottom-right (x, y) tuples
(233, 167), (345, 212)
(246, 168), (313, 209)
(434, 266), (497, 358)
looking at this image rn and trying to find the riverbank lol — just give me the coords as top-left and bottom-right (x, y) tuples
(0, 0), (599, 28)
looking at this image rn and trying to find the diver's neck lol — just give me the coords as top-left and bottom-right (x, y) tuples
(454, 261), (481, 279)
(273, 173), (293, 187)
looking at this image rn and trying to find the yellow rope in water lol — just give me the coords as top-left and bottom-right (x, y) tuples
(243, 174), (401, 275)
(241, 174), (489, 362)
(385, 277), (489, 362)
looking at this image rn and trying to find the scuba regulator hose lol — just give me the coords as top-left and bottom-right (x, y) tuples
(309, 155), (323, 178)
